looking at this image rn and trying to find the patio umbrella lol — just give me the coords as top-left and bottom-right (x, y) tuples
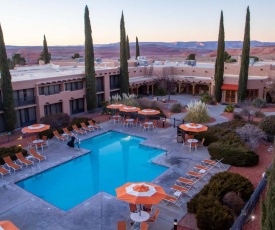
(179, 123), (208, 132)
(21, 124), (50, 133)
(119, 106), (140, 113)
(0, 220), (19, 230)
(116, 182), (166, 205)
(138, 109), (160, 116)
(106, 103), (126, 110)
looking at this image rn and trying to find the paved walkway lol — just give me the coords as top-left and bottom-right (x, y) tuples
(0, 95), (231, 230)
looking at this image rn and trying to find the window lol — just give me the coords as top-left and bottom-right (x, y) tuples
(96, 77), (104, 92)
(16, 107), (36, 128)
(65, 81), (83, 91)
(70, 98), (84, 114)
(97, 93), (104, 107)
(225, 90), (236, 103)
(13, 88), (35, 107)
(110, 75), (120, 89)
(246, 89), (258, 100)
(39, 84), (61, 95)
(0, 114), (4, 132)
(44, 102), (62, 116)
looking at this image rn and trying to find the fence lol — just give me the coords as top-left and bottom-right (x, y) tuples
(230, 165), (271, 230)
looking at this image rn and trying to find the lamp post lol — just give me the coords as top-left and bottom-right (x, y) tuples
(162, 118), (165, 128)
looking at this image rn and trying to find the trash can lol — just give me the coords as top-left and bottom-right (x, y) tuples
(177, 124), (184, 143)
(177, 134), (183, 143)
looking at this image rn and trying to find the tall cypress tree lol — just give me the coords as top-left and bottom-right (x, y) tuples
(120, 11), (129, 94)
(84, 5), (97, 111)
(126, 35), (130, 60)
(214, 11), (225, 103)
(43, 35), (51, 64)
(136, 36), (140, 59)
(261, 141), (275, 229)
(238, 6), (250, 102)
(0, 23), (16, 131)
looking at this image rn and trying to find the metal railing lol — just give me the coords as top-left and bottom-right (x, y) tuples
(230, 165), (271, 230)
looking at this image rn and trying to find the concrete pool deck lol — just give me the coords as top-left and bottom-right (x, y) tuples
(0, 96), (231, 230)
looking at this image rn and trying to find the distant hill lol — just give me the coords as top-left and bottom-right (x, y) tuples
(6, 40), (275, 64)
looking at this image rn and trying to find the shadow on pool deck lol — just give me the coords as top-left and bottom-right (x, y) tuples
(0, 117), (230, 230)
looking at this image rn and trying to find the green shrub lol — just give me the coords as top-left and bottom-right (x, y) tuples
(224, 104), (235, 113)
(196, 195), (234, 230)
(200, 93), (214, 104)
(170, 103), (182, 113)
(0, 146), (28, 164)
(187, 171), (254, 213)
(252, 98), (266, 108)
(40, 113), (70, 129)
(259, 115), (275, 135)
(154, 87), (166, 96)
(70, 117), (90, 127)
(208, 141), (259, 166)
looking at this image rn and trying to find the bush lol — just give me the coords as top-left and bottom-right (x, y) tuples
(187, 171), (254, 213)
(184, 101), (210, 123)
(40, 113), (70, 129)
(170, 103), (182, 113)
(154, 87), (166, 96)
(252, 98), (266, 108)
(222, 192), (245, 216)
(200, 93), (215, 104)
(196, 195), (234, 230)
(0, 146), (28, 164)
(224, 104), (235, 113)
(236, 124), (266, 150)
(259, 115), (275, 135)
(208, 141), (259, 166)
(70, 117), (90, 127)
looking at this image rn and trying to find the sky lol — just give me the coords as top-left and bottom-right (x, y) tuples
(0, 0), (274, 46)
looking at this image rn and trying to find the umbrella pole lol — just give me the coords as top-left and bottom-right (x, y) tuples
(139, 204), (142, 216)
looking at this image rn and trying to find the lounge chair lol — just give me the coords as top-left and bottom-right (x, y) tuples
(194, 164), (213, 173)
(72, 125), (86, 135)
(0, 165), (10, 177)
(170, 184), (194, 197)
(186, 170), (207, 181)
(53, 130), (68, 142)
(176, 177), (199, 189)
(197, 138), (205, 147)
(201, 158), (224, 169)
(80, 122), (94, 132)
(3, 156), (22, 172)
(147, 209), (159, 223)
(29, 148), (46, 162)
(63, 127), (75, 137)
(16, 152), (34, 167)
(117, 221), (126, 230)
(88, 120), (101, 130)
(162, 194), (184, 211)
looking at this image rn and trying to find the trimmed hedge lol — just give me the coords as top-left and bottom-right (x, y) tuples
(208, 141), (259, 166)
(196, 195), (234, 230)
(259, 115), (275, 135)
(188, 172), (254, 213)
(0, 146), (28, 165)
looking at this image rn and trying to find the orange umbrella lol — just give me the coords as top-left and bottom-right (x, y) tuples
(119, 106), (140, 113)
(22, 124), (50, 133)
(106, 103), (126, 110)
(0, 221), (19, 230)
(179, 123), (208, 132)
(116, 182), (166, 205)
(138, 109), (160, 116)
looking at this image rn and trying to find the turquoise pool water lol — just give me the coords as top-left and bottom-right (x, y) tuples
(16, 131), (167, 211)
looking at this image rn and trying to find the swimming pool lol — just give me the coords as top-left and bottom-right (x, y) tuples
(16, 131), (167, 211)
